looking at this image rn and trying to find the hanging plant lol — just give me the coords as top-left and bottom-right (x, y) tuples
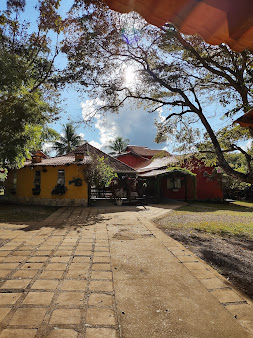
(51, 184), (67, 195)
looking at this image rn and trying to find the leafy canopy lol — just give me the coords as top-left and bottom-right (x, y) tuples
(61, 1), (253, 184)
(0, 0), (63, 167)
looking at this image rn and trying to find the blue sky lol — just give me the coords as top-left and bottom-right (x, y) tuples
(1, 1), (251, 155)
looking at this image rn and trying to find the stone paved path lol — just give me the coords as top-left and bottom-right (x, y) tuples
(0, 204), (252, 337)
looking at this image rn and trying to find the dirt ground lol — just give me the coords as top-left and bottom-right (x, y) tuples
(155, 226), (253, 299)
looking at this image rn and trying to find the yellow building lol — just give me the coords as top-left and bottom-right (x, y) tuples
(4, 143), (136, 206)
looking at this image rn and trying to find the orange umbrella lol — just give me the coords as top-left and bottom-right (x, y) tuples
(103, 0), (253, 52)
(234, 109), (253, 128)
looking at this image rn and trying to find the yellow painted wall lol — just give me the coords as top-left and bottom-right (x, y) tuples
(6, 164), (88, 201)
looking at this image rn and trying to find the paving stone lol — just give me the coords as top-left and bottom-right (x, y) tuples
(89, 280), (114, 292)
(31, 280), (58, 290)
(0, 308), (11, 321)
(9, 308), (47, 325)
(93, 256), (111, 263)
(0, 293), (21, 304)
(0, 263), (20, 270)
(74, 251), (91, 256)
(85, 328), (117, 338)
(21, 263), (44, 270)
(93, 252), (110, 257)
(34, 251), (52, 256)
(190, 269), (215, 279)
(56, 292), (84, 306)
(46, 329), (78, 338)
(200, 278), (228, 290)
(50, 309), (81, 324)
(69, 263), (89, 270)
(211, 289), (244, 303)
(92, 263), (111, 271)
(72, 256), (91, 263)
(0, 329), (37, 337)
(65, 270), (88, 279)
(54, 251), (73, 256)
(0, 251), (11, 257)
(22, 292), (54, 305)
(4, 256), (25, 263)
(12, 270), (38, 279)
(45, 263), (67, 271)
(1, 279), (31, 289)
(61, 280), (87, 291)
(91, 271), (112, 280)
(183, 262), (207, 270)
(0, 270), (11, 278)
(88, 293), (113, 307)
(50, 257), (70, 263)
(86, 308), (116, 325)
(39, 271), (64, 279)
(28, 256), (49, 263)
(225, 304), (253, 321)
(12, 251), (31, 257)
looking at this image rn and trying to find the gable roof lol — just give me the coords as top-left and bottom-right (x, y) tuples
(24, 143), (136, 174)
(138, 156), (179, 173)
(126, 145), (170, 157)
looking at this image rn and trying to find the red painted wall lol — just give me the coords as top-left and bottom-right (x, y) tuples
(160, 175), (195, 201)
(117, 153), (149, 169)
(191, 164), (223, 200)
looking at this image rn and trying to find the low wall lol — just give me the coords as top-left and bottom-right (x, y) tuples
(2, 195), (88, 207)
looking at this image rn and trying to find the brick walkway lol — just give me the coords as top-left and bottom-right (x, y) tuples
(0, 204), (252, 337)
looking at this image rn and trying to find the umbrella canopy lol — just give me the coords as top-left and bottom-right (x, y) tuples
(233, 109), (253, 128)
(104, 0), (253, 52)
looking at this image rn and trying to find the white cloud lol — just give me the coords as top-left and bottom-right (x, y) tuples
(89, 140), (102, 149)
(80, 98), (168, 151)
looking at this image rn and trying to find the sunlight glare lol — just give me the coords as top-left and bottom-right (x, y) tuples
(124, 66), (136, 86)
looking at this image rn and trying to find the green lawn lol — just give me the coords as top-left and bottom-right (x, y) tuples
(0, 203), (59, 223)
(156, 201), (253, 238)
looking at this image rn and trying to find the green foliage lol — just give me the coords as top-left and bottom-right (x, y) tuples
(107, 137), (129, 155)
(0, 1), (62, 167)
(53, 123), (83, 155)
(166, 166), (196, 177)
(61, 3), (253, 184)
(0, 168), (8, 181)
(85, 154), (118, 188)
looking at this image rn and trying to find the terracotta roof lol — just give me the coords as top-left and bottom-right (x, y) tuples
(104, 0), (253, 52)
(233, 109), (253, 127)
(24, 143), (136, 174)
(126, 146), (170, 157)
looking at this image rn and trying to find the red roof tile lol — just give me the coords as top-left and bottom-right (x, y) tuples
(126, 146), (170, 157)
(24, 143), (136, 174)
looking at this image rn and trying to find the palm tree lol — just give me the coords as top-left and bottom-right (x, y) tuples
(108, 137), (129, 155)
(53, 123), (83, 155)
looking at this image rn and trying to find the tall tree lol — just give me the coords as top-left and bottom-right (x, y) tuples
(107, 137), (129, 155)
(53, 123), (83, 155)
(0, 0), (63, 167)
(61, 1), (253, 184)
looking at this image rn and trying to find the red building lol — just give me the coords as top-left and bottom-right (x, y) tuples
(117, 147), (223, 201)
(116, 145), (170, 169)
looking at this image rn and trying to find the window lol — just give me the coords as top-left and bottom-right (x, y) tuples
(32, 171), (41, 195)
(57, 170), (65, 185)
(167, 177), (181, 190)
(13, 172), (17, 191)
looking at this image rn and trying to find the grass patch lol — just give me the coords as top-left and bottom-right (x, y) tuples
(156, 201), (253, 239)
(0, 203), (59, 223)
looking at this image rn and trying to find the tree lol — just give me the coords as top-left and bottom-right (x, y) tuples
(85, 154), (117, 188)
(61, 1), (253, 184)
(53, 123), (83, 155)
(107, 137), (129, 155)
(0, 0), (63, 167)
